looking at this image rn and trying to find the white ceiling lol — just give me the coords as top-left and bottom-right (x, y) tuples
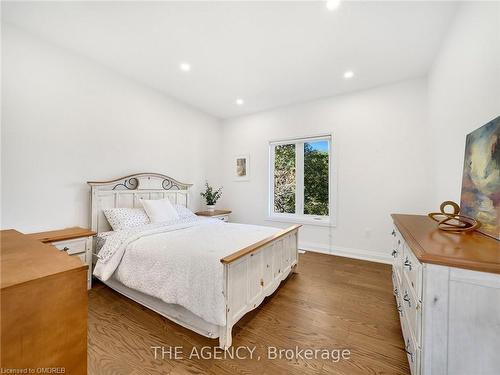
(2, 1), (458, 119)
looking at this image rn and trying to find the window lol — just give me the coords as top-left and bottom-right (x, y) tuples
(269, 135), (334, 225)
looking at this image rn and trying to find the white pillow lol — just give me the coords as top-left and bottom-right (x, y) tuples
(174, 204), (196, 219)
(141, 198), (179, 223)
(103, 208), (150, 231)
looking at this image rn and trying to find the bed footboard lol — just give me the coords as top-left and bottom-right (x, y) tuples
(218, 224), (301, 348)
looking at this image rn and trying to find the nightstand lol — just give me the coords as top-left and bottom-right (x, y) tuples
(29, 227), (96, 289)
(195, 210), (232, 222)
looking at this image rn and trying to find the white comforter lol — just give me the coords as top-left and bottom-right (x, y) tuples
(93, 218), (280, 326)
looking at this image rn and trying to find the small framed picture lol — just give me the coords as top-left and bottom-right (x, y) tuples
(234, 154), (250, 181)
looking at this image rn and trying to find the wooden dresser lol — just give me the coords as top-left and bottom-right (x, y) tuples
(28, 227), (95, 289)
(0, 230), (87, 374)
(391, 214), (500, 375)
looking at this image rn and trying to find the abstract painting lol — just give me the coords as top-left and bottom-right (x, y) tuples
(460, 116), (500, 240)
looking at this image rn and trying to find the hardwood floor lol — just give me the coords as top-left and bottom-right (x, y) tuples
(88, 252), (410, 375)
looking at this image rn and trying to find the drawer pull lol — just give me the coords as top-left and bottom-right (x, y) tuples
(397, 304), (403, 315)
(404, 257), (412, 271)
(391, 250), (398, 258)
(62, 246), (70, 252)
(393, 287), (399, 297)
(403, 292), (411, 307)
(398, 239), (401, 245)
(391, 229), (396, 236)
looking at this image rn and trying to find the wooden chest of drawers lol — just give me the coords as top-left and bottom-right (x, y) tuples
(391, 214), (500, 375)
(28, 227), (95, 289)
(1, 230), (88, 374)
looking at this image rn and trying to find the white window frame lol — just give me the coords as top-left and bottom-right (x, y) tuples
(267, 133), (337, 227)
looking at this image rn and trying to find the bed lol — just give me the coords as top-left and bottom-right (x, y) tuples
(87, 173), (300, 348)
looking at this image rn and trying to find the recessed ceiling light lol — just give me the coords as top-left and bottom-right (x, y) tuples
(343, 70), (354, 79)
(326, 0), (341, 11)
(235, 98), (244, 106)
(179, 63), (191, 72)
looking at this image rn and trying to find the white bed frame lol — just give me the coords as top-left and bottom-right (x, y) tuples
(87, 173), (300, 348)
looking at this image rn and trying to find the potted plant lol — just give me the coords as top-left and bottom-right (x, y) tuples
(200, 182), (222, 212)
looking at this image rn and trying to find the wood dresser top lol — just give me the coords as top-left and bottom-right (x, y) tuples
(28, 226), (96, 243)
(392, 214), (500, 274)
(196, 210), (232, 217)
(1, 229), (87, 289)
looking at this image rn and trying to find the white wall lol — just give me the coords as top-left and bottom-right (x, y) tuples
(3, 2), (497, 264)
(1, 25), (223, 232)
(428, 1), (500, 205)
(221, 78), (433, 262)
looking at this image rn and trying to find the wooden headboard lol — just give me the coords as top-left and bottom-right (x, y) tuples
(87, 173), (193, 233)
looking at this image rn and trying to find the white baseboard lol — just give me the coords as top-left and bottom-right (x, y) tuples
(299, 241), (392, 265)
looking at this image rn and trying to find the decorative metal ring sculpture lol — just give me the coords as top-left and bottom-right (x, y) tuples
(428, 201), (481, 233)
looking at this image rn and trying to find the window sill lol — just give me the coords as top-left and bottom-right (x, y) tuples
(266, 215), (335, 227)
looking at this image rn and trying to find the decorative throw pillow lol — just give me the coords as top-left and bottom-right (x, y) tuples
(141, 198), (180, 223)
(174, 204), (196, 219)
(103, 208), (150, 231)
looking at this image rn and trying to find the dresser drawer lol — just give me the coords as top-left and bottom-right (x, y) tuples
(53, 238), (87, 256)
(392, 269), (398, 295)
(401, 315), (420, 375)
(401, 272), (421, 345)
(391, 228), (405, 280)
(392, 268), (402, 299)
(393, 270), (404, 319)
(402, 242), (422, 298)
